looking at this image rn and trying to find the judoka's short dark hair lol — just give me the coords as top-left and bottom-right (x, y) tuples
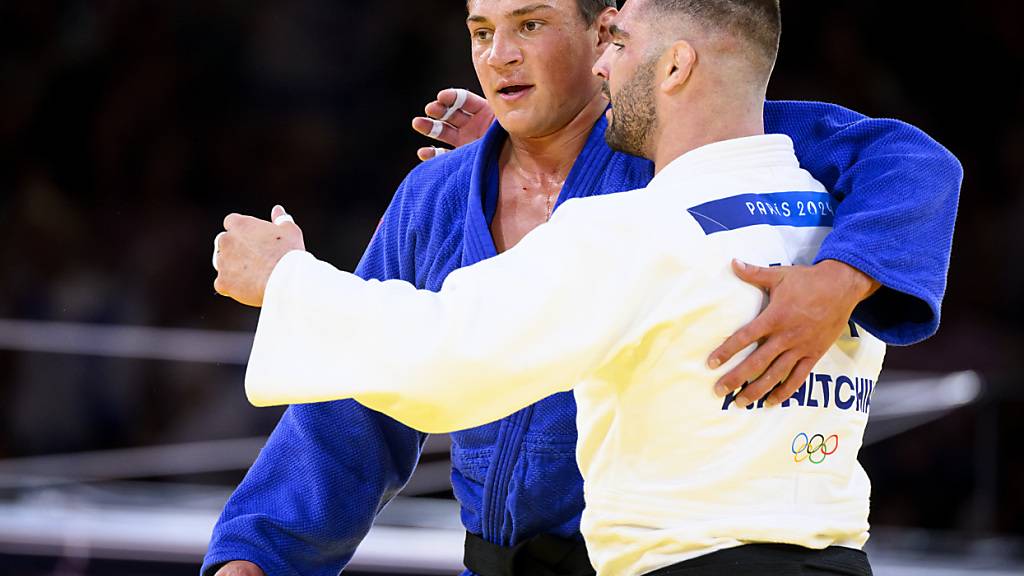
(578, 0), (618, 26)
(465, 1), (617, 28)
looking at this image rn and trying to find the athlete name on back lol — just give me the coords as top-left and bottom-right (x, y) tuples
(721, 371), (875, 414)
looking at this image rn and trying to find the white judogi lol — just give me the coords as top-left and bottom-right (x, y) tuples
(245, 134), (885, 576)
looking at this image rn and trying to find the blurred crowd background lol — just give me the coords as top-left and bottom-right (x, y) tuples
(0, 0), (1021, 567)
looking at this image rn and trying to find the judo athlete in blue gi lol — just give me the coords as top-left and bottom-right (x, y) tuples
(205, 1), (962, 575)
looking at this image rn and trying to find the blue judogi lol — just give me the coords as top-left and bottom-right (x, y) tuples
(202, 101), (962, 576)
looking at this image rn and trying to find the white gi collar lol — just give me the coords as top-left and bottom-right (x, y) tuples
(648, 134), (799, 194)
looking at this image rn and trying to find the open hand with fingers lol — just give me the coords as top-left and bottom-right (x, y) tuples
(412, 88), (494, 161)
(212, 205), (305, 307)
(709, 259), (881, 408)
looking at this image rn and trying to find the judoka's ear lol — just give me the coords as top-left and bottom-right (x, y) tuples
(595, 7), (618, 51)
(659, 40), (696, 95)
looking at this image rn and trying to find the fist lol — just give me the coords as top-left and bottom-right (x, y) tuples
(214, 560), (266, 576)
(213, 205), (305, 307)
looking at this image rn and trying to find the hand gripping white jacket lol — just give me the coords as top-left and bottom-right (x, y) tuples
(245, 134), (885, 576)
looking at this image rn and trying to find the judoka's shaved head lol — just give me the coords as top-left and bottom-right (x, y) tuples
(644, 0), (780, 86)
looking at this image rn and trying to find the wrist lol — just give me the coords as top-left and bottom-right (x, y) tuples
(215, 560), (265, 576)
(820, 259), (881, 303)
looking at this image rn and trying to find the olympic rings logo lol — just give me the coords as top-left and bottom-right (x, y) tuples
(791, 433), (839, 464)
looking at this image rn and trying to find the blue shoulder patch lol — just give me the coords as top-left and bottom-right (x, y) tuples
(687, 192), (835, 235)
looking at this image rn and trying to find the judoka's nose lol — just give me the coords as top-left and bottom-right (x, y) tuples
(593, 45), (613, 81)
(486, 29), (524, 69)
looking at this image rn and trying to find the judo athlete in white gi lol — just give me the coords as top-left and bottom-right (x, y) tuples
(218, 1), (893, 574)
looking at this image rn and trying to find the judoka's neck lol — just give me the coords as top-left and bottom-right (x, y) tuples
(652, 96), (765, 175)
(503, 93), (608, 177)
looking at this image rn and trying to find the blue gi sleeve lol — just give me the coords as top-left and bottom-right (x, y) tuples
(764, 101), (963, 345)
(201, 180), (428, 576)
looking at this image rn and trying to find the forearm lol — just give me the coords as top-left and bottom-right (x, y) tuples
(245, 209), (647, 432)
(246, 250), (594, 432)
(766, 100), (962, 344)
(813, 156), (960, 345)
(203, 401), (425, 576)
(819, 258), (881, 304)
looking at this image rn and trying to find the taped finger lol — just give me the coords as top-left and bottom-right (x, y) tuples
(439, 88), (469, 122)
(428, 119), (444, 140)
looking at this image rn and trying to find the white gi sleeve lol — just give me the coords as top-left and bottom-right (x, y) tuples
(244, 199), (688, 433)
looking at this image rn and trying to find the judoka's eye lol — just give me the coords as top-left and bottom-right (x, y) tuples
(472, 28), (494, 42)
(521, 20), (543, 33)
(612, 42), (626, 51)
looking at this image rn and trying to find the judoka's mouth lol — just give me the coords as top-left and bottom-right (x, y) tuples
(497, 84), (534, 101)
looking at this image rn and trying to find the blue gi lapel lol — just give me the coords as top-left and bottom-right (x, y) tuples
(461, 114), (616, 267)
(558, 114), (616, 205)
(463, 122), (505, 266)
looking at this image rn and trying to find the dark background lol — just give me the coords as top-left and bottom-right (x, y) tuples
(0, 0), (1021, 564)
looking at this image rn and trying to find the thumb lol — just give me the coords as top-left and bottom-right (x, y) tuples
(271, 205), (295, 226)
(732, 259), (783, 291)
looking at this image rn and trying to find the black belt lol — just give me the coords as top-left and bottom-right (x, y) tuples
(646, 543), (872, 576)
(463, 531), (595, 576)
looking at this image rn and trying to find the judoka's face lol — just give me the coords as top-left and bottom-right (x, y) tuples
(466, 0), (610, 137)
(593, 0), (660, 159)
